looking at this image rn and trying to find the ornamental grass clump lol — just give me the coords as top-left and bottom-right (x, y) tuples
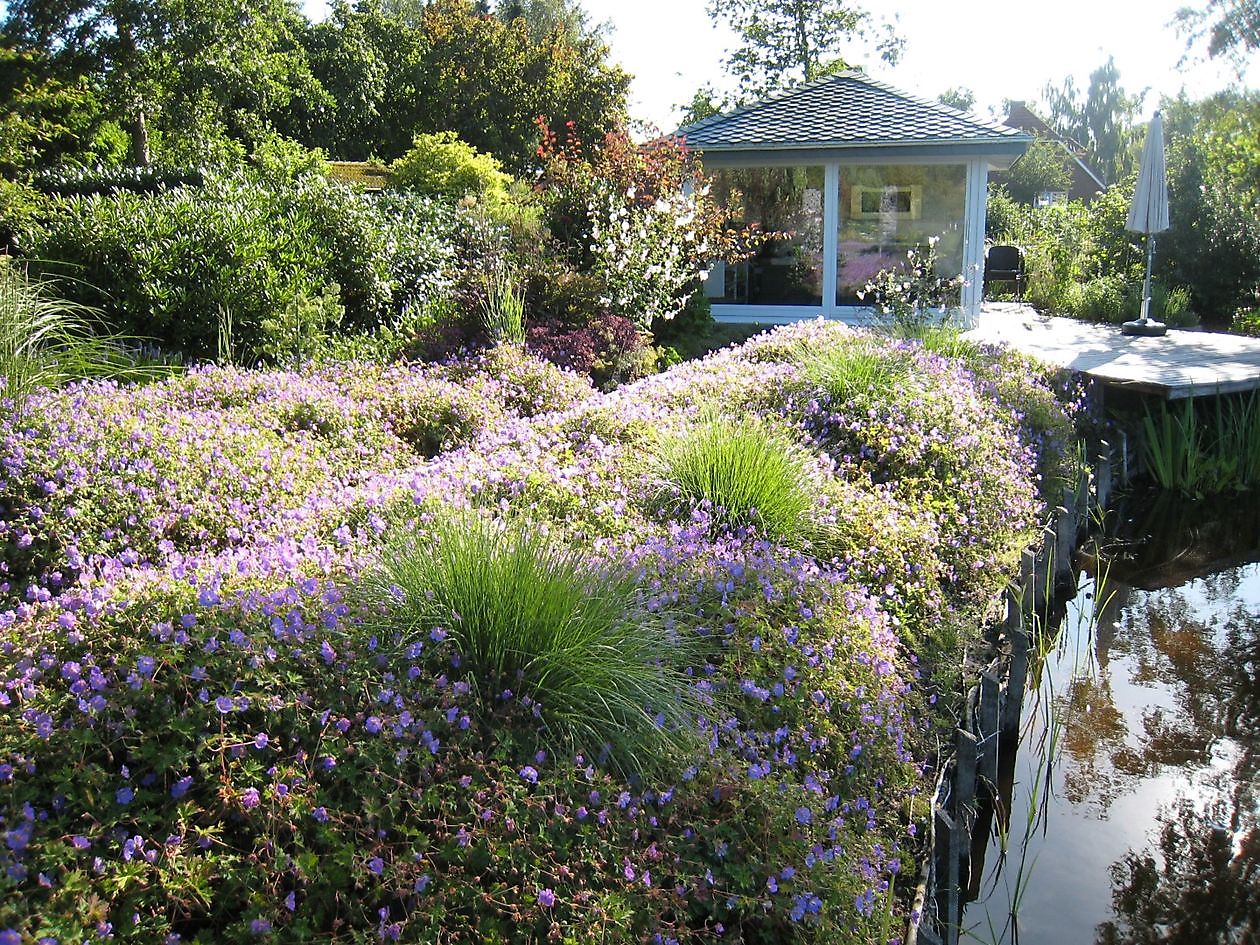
(359, 512), (703, 776)
(802, 337), (913, 412)
(651, 413), (817, 543)
(478, 267), (526, 345)
(0, 261), (168, 419)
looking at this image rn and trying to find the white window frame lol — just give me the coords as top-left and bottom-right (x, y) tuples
(708, 156), (988, 328)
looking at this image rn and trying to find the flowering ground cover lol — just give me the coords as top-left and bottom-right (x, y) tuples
(0, 347), (593, 600)
(0, 322), (1079, 944)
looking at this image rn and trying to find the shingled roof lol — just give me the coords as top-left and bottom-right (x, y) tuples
(676, 73), (1029, 154)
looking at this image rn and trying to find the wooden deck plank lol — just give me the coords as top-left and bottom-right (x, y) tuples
(967, 306), (1260, 399)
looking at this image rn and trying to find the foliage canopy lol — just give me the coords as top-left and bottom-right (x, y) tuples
(704, 0), (903, 97)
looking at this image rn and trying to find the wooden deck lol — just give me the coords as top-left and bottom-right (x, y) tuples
(967, 304), (1260, 399)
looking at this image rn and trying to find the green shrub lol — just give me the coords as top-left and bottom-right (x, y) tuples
(0, 176), (43, 251)
(1232, 307), (1260, 336)
(1161, 93), (1260, 325)
(356, 511), (704, 776)
(1067, 274), (1129, 322)
(31, 164), (207, 196)
(1064, 275), (1198, 326)
(651, 414), (817, 543)
(651, 284), (715, 346)
(390, 131), (512, 208)
(24, 170), (460, 362)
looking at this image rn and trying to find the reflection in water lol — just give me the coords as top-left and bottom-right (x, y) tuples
(1096, 800), (1260, 945)
(965, 490), (1260, 945)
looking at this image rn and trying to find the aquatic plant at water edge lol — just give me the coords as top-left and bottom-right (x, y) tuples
(1140, 391), (1260, 495)
(356, 511), (704, 776)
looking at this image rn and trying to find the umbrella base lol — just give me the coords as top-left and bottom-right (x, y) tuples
(1122, 318), (1168, 337)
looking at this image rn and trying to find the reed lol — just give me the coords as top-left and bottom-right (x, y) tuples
(1140, 392), (1260, 496)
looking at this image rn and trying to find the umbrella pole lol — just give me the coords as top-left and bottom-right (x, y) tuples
(1123, 233), (1166, 336)
(1140, 235), (1155, 322)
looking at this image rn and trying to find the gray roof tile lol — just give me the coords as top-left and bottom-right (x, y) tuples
(675, 73), (1029, 151)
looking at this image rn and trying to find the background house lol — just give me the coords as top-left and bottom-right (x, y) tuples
(999, 101), (1107, 204)
(676, 74), (1031, 326)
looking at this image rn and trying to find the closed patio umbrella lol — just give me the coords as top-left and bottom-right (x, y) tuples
(1123, 111), (1170, 336)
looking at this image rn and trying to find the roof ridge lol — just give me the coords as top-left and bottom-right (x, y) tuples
(850, 73), (1026, 138)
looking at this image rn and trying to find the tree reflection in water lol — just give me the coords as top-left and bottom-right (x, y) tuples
(1092, 493), (1260, 943)
(966, 491), (1260, 944)
(1095, 799), (1260, 945)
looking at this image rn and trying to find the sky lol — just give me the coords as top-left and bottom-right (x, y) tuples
(297, 0), (1257, 131)
(572, 0), (1258, 130)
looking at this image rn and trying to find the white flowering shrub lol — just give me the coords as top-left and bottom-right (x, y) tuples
(858, 236), (965, 334)
(586, 181), (712, 330)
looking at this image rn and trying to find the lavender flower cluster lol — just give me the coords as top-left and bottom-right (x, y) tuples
(0, 322), (1079, 944)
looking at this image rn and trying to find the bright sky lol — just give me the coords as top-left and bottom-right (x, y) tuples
(584, 0), (1257, 129)
(300, 0), (1256, 130)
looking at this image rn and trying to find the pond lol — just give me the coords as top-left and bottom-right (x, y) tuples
(963, 490), (1260, 944)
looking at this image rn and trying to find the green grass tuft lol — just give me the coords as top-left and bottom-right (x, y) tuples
(358, 511), (704, 777)
(479, 267), (526, 346)
(1, 260), (177, 417)
(802, 338), (910, 407)
(652, 414), (816, 543)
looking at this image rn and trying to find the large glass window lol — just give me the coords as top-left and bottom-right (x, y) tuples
(705, 166), (825, 306)
(836, 164), (966, 304)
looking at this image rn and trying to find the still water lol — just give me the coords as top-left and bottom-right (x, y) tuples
(964, 492), (1260, 944)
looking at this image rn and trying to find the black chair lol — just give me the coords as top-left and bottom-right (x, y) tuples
(984, 244), (1025, 300)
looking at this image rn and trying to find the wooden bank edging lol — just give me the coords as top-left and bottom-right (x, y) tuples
(906, 441), (1118, 945)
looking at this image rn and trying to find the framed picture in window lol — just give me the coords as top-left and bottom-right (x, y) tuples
(850, 184), (922, 220)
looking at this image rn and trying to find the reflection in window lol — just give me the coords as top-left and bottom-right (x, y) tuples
(704, 166), (825, 306)
(837, 165), (966, 304)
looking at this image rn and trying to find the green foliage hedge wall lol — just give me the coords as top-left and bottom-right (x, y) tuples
(24, 169), (461, 362)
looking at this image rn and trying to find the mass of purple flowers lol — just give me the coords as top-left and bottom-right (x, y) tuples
(0, 321), (1079, 943)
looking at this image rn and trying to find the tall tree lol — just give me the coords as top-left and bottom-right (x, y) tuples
(496, 0), (592, 43)
(705, 0), (903, 98)
(1159, 90), (1260, 321)
(1, 0), (321, 166)
(937, 86), (975, 112)
(0, 42), (113, 172)
(1176, 0), (1260, 70)
(999, 138), (1074, 206)
(297, 0), (629, 168)
(296, 0), (422, 159)
(1042, 57), (1142, 186)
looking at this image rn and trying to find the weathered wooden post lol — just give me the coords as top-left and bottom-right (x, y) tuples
(935, 809), (961, 945)
(1054, 503), (1076, 589)
(978, 671), (1000, 790)
(1020, 547), (1037, 611)
(1096, 439), (1113, 511)
(1002, 599), (1029, 739)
